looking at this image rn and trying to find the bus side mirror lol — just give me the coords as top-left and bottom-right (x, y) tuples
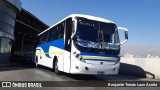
(125, 30), (128, 40)
(118, 27), (128, 45)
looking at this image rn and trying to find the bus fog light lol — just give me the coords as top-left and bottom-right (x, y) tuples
(85, 67), (88, 70)
(79, 57), (86, 63)
(73, 52), (76, 54)
(72, 51), (86, 63)
(80, 57), (83, 60)
(76, 54), (80, 58)
(75, 66), (79, 69)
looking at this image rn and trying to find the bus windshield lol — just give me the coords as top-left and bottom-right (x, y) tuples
(74, 17), (120, 53)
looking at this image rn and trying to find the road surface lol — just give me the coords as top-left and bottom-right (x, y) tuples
(0, 62), (159, 90)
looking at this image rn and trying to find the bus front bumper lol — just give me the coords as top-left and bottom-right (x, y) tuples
(70, 60), (120, 75)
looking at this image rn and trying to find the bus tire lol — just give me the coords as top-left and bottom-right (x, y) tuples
(35, 57), (39, 68)
(54, 59), (61, 75)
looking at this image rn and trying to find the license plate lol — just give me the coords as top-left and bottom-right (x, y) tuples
(97, 71), (105, 74)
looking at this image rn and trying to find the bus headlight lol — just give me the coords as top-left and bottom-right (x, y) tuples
(73, 51), (86, 63)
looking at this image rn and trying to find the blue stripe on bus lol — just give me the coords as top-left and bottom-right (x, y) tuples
(37, 38), (64, 58)
(80, 52), (118, 58)
(85, 59), (116, 62)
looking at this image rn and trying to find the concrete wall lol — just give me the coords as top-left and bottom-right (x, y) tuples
(120, 57), (160, 79)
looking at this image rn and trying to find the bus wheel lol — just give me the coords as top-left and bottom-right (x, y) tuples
(35, 57), (39, 68)
(54, 60), (61, 75)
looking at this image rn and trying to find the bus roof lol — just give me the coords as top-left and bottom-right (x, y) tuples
(38, 14), (114, 36)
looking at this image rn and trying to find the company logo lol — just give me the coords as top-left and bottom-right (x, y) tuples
(2, 82), (11, 87)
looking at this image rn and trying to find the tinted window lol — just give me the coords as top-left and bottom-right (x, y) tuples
(50, 22), (64, 41)
(50, 27), (58, 41)
(100, 22), (116, 43)
(41, 31), (51, 44)
(65, 18), (72, 51)
(57, 22), (64, 39)
(76, 18), (99, 42)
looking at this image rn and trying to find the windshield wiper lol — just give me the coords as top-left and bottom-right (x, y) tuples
(100, 30), (107, 49)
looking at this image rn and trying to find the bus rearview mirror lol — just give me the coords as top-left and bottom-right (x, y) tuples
(118, 27), (128, 45)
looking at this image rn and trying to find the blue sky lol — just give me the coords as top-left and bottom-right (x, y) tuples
(21, 0), (160, 45)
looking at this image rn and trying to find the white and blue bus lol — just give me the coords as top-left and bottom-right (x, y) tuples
(35, 14), (128, 75)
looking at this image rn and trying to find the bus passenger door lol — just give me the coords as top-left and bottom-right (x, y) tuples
(64, 18), (72, 73)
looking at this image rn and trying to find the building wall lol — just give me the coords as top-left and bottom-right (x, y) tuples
(0, 0), (21, 61)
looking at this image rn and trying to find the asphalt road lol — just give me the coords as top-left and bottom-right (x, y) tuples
(0, 62), (159, 90)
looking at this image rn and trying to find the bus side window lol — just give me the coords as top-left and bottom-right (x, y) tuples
(58, 34), (63, 38)
(49, 22), (64, 41)
(46, 31), (51, 42)
(50, 27), (58, 41)
(41, 31), (50, 44)
(57, 22), (64, 39)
